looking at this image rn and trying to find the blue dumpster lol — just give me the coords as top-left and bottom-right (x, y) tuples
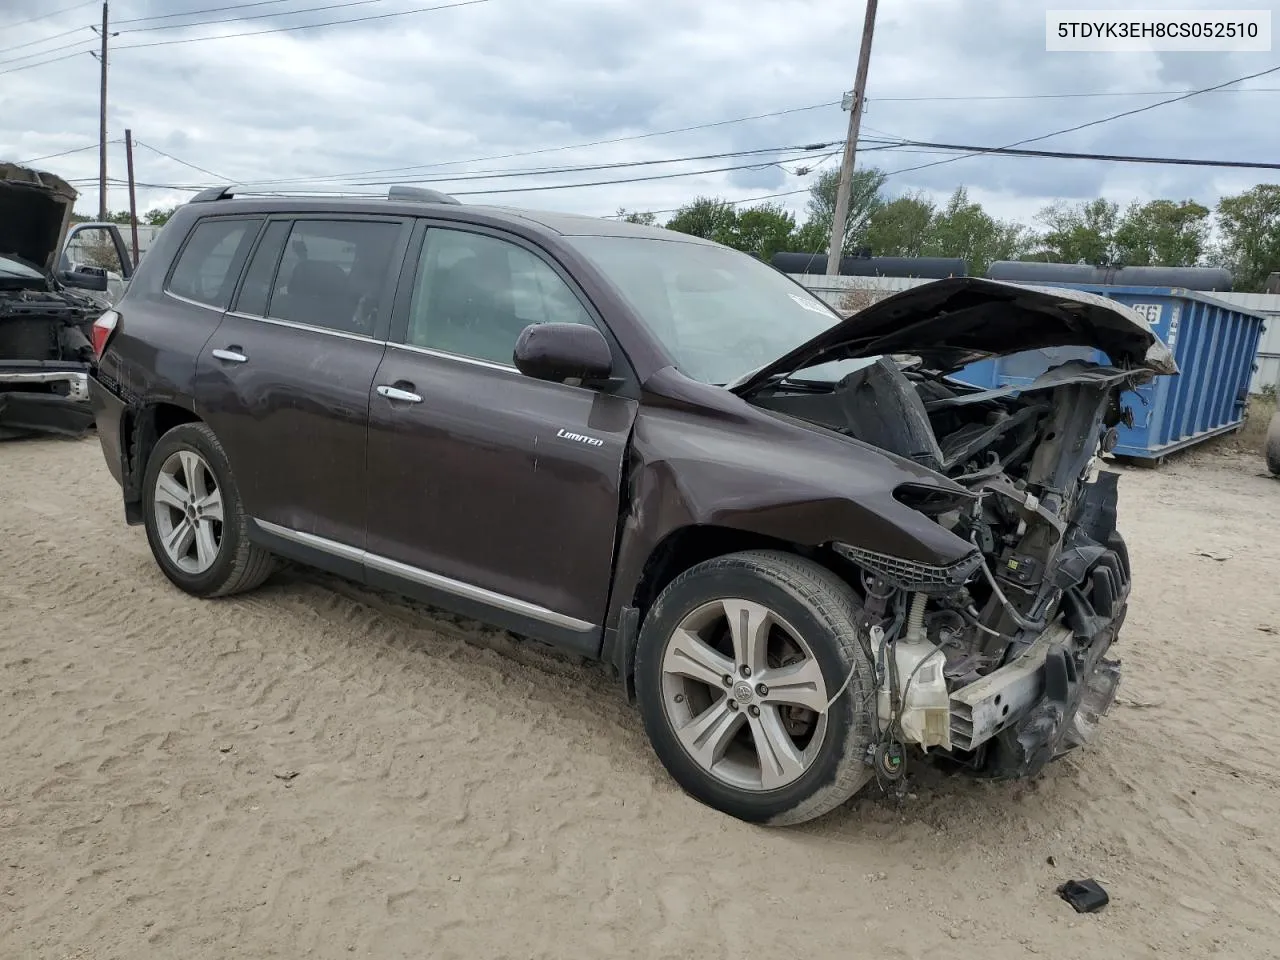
(956, 286), (1268, 462)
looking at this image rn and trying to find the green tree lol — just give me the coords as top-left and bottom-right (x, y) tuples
(664, 196), (738, 245)
(924, 187), (1029, 274)
(866, 193), (935, 257)
(1032, 198), (1121, 265)
(616, 208), (657, 226)
(727, 203), (796, 260)
(144, 206), (177, 226)
(1112, 199), (1210, 266)
(795, 167), (886, 256)
(1214, 184), (1280, 292)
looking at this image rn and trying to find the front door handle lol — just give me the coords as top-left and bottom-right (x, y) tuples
(377, 384), (423, 403)
(212, 348), (248, 363)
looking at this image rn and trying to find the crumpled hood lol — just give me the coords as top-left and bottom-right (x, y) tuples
(0, 162), (77, 276)
(731, 276), (1178, 395)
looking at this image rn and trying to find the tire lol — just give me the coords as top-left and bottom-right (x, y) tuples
(1266, 411), (1280, 477)
(141, 421), (274, 598)
(635, 550), (875, 825)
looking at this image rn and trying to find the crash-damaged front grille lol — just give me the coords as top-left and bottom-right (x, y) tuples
(832, 542), (982, 594)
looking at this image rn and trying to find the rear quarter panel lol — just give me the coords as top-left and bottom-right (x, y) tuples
(93, 207), (241, 500)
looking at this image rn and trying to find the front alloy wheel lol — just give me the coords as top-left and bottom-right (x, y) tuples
(661, 599), (830, 791)
(635, 550), (875, 825)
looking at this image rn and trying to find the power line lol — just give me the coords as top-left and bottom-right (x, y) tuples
(113, 0), (495, 50)
(120, 0), (395, 34)
(270, 141), (842, 188)
(877, 138), (1280, 171)
(882, 62), (1280, 179)
(0, 44), (95, 75)
(447, 150), (827, 197)
(66, 150), (830, 195)
(872, 86), (1280, 102)
(0, 0), (492, 69)
(238, 101), (842, 185)
(115, 0), (320, 26)
(4, 0), (97, 29)
(601, 152), (844, 218)
(0, 22), (91, 56)
(0, 33), (96, 66)
(14, 140), (121, 165)
(134, 140), (233, 180)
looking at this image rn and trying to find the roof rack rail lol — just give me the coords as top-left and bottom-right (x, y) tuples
(387, 185), (461, 204)
(190, 185), (235, 202)
(188, 184), (462, 205)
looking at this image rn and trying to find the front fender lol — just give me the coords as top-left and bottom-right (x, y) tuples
(604, 397), (975, 634)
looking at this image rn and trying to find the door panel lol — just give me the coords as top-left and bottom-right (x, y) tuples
(197, 317), (386, 546)
(366, 344), (636, 633)
(194, 215), (409, 548)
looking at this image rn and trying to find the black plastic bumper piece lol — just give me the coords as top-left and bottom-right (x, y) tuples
(1058, 879), (1109, 914)
(0, 391), (95, 438)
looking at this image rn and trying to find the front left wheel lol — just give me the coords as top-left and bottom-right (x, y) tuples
(141, 422), (275, 598)
(635, 550), (875, 825)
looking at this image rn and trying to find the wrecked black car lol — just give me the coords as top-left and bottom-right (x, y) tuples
(89, 194), (1177, 823)
(0, 163), (117, 439)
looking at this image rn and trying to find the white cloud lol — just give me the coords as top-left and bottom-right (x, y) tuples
(1, 0), (1277, 227)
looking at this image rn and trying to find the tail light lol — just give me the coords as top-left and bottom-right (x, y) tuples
(92, 310), (120, 358)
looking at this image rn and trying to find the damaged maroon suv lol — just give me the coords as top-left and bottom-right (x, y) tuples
(89, 186), (1176, 824)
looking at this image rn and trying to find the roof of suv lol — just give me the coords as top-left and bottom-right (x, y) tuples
(185, 188), (714, 245)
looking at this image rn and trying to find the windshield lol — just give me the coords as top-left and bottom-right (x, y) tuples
(563, 234), (844, 385)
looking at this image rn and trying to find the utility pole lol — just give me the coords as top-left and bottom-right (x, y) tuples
(98, 2), (109, 221)
(124, 129), (140, 265)
(826, 0), (878, 276)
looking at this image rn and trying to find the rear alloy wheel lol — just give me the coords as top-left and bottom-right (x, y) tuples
(635, 550), (874, 825)
(153, 449), (222, 575)
(142, 422), (274, 598)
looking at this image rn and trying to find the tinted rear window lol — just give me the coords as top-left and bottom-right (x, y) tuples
(267, 220), (401, 336)
(235, 220), (291, 317)
(167, 218), (261, 309)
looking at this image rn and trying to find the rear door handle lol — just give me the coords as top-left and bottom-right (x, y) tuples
(377, 384), (423, 403)
(212, 348), (248, 363)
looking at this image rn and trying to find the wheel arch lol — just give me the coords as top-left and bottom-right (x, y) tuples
(608, 522), (861, 701)
(121, 399), (204, 523)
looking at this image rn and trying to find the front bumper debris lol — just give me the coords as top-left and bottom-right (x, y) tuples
(0, 367), (94, 438)
(947, 622), (1122, 776)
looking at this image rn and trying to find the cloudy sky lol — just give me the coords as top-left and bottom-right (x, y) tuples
(2, 0), (1278, 229)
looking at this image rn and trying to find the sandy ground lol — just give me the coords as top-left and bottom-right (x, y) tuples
(2, 436), (1279, 960)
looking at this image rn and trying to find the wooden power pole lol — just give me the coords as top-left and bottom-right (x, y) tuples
(825, 0), (878, 276)
(98, 1), (109, 221)
(124, 129), (140, 265)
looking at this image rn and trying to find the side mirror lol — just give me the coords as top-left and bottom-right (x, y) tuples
(513, 323), (613, 383)
(58, 267), (109, 292)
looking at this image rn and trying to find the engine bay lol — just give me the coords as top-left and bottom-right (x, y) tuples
(751, 355), (1145, 778)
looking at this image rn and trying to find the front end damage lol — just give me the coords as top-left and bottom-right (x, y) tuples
(0, 279), (99, 439)
(741, 280), (1174, 782)
(834, 364), (1142, 780)
(1, 163), (102, 439)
